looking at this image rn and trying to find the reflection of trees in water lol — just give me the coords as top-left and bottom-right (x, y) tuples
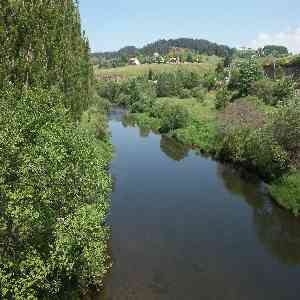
(160, 136), (189, 161)
(218, 164), (300, 264)
(121, 113), (136, 128)
(139, 127), (151, 138)
(217, 164), (263, 209)
(254, 204), (300, 264)
(109, 107), (127, 123)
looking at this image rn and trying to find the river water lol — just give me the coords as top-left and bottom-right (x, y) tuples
(98, 108), (300, 300)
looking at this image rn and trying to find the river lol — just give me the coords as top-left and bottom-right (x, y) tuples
(97, 108), (300, 300)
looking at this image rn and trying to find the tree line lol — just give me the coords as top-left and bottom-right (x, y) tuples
(91, 38), (233, 66)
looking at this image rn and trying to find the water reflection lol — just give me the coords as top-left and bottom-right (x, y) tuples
(160, 135), (189, 161)
(254, 204), (300, 265)
(103, 108), (300, 300)
(139, 126), (151, 138)
(218, 164), (300, 265)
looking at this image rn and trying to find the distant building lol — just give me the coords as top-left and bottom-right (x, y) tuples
(128, 57), (141, 65)
(168, 57), (180, 64)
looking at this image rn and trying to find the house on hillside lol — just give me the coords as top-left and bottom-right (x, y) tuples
(168, 57), (180, 64)
(128, 57), (141, 65)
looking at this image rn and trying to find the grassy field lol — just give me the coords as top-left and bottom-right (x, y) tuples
(94, 62), (218, 79)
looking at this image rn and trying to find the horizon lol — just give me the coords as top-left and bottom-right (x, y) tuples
(79, 0), (300, 54)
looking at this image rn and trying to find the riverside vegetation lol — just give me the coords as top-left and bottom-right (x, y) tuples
(0, 1), (112, 299)
(1, 1), (300, 297)
(98, 57), (300, 216)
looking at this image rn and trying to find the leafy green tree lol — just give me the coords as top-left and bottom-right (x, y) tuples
(0, 87), (111, 299)
(159, 102), (189, 132)
(230, 58), (264, 96)
(215, 86), (232, 109)
(186, 52), (194, 63)
(0, 0), (93, 120)
(263, 45), (289, 57)
(0, 1), (112, 298)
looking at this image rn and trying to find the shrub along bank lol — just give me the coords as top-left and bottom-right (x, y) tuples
(98, 60), (300, 216)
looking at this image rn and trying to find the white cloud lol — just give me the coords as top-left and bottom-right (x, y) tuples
(249, 28), (300, 54)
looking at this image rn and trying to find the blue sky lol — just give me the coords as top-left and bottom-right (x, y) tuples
(79, 0), (300, 53)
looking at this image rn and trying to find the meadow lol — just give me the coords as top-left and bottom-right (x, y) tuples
(94, 58), (219, 79)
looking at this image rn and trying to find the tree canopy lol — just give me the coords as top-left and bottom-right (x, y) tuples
(0, 1), (111, 299)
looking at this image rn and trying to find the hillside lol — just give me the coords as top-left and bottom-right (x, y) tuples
(91, 38), (233, 62)
(94, 56), (220, 80)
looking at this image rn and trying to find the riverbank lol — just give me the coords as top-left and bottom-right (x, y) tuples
(123, 96), (300, 216)
(96, 61), (300, 216)
(99, 107), (300, 300)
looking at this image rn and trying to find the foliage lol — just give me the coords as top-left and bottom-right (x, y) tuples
(124, 78), (157, 113)
(291, 55), (300, 65)
(158, 102), (189, 133)
(0, 1), (112, 298)
(95, 63), (214, 80)
(271, 102), (300, 163)
(92, 38), (233, 65)
(174, 119), (219, 153)
(126, 113), (162, 132)
(250, 79), (278, 105)
(230, 58), (264, 96)
(179, 88), (192, 99)
(272, 77), (295, 105)
(269, 172), (300, 216)
(191, 87), (207, 102)
(218, 99), (288, 178)
(215, 86), (232, 110)
(202, 71), (217, 91)
(262, 45), (289, 57)
(0, 0), (93, 121)
(0, 87), (111, 299)
(97, 81), (121, 103)
(156, 72), (179, 97)
(251, 77), (295, 106)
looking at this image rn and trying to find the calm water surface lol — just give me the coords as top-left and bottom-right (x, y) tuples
(97, 108), (300, 300)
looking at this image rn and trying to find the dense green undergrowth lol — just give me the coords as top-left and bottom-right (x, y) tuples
(1, 1), (112, 299)
(98, 59), (300, 215)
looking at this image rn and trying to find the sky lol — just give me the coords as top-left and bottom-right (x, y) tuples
(79, 0), (300, 53)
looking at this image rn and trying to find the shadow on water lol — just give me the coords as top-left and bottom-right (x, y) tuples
(218, 164), (300, 265)
(160, 135), (190, 161)
(93, 108), (300, 300)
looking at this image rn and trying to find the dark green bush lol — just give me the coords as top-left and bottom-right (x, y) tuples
(218, 99), (288, 178)
(179, 88), (192, 99)
(251, 79), (277, 105)
(251, 77), (295, 106)
(202, 71), (217, 91)
(97, 81), (121, 103)
(229, 58), (264, 96)
(156, 72), (179, 97)
(126, 78), (157, 113)
(272, 102), (300, 163)
(215, 86), (232, 110)
(159, 102), (189, 133)
(191, 87), (207, 102)
(0, 87), (111, 299)
(269, 172), (300, 216)
(273, 77), (295, 105)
